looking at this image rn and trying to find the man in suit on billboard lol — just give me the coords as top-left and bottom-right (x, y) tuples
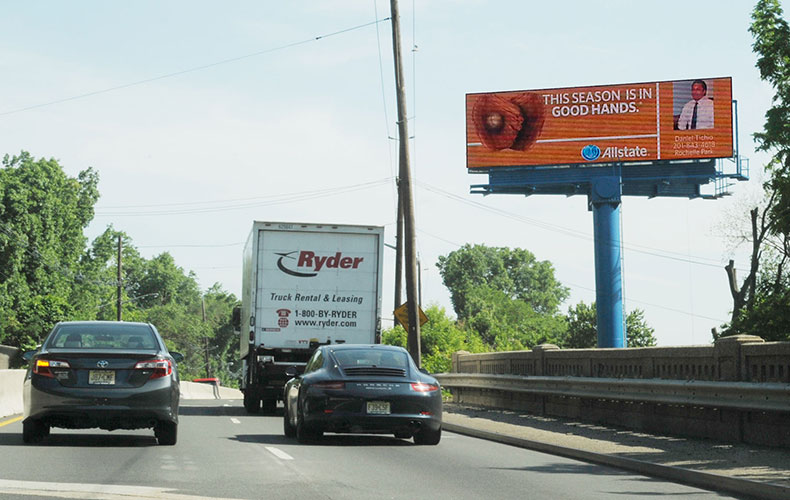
(677, 79), (714, 130)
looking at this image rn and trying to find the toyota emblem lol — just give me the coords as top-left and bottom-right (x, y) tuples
(96, 360), (109, 368)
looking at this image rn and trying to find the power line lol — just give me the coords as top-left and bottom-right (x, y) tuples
(95, 177), (394, 216)
(0, 221), (119, 288)
(417, 181), (747, 272)
(414, 227), (729, 324)
(0, 18), (391, 117)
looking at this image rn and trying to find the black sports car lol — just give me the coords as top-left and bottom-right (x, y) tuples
(283, 344), (442, 445)
(22, 321), (183, 445)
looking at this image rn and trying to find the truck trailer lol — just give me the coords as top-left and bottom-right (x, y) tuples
(238, 221), (384, 413)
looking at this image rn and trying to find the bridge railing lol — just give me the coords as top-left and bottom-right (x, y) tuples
(436, 335), (790, 448)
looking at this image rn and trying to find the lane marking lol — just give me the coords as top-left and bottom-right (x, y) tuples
(0, 478), (238, 499)
(230, 418), (241, 424)
(0, 416), (22, 427)
(265, 446), (294, 460)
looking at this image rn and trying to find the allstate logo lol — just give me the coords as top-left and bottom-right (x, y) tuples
(581, 144), (601, 161)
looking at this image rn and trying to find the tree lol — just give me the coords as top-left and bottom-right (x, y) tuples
(0, 152), (99, 349)
(562, 301), (657, 348)
(436, 244), (569, 319)
(460, 285), (566, 350)
(382, 304), (486, 373)
(722, 1), (790, 339)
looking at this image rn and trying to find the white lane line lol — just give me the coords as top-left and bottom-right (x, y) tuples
(0, 478), (238, 499)
(230, 418), (241, 424)
(265, 446), (294, 460)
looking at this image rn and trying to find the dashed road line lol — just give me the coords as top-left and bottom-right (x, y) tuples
(265, 447), (294, 460)
(230, 418), (241, 424)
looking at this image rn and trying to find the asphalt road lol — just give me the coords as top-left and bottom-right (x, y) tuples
(0, 399), (740, 500)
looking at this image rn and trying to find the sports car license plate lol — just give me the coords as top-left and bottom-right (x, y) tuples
(89, 370), (115, 385)
(367, 401), (390, 415)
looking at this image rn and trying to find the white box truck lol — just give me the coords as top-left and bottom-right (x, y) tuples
(237, 221), (384, 413)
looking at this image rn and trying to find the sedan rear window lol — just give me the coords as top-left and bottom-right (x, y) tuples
(49, 324), (157, 349)
(331, 349), (409, 369)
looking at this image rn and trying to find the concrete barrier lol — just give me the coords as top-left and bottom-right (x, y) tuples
(0, 369), (25, 418)
(179, 381), (242, 400)
(0, 345), (21, 369)
(0, 371), (241, 419)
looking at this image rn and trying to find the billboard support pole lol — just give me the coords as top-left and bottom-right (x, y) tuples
(590, 176), (625, 348)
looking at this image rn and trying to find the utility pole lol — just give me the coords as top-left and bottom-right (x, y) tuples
(394, 199), (403, 312)
(116, 235), (122, 321)
(390, 0), (421, 366)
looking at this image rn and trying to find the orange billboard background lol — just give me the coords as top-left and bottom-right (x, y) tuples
(466, 77), (733, 169)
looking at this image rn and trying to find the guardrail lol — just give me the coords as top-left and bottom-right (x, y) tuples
(440, 335), (790, 448)
(436, 373), (790, 413)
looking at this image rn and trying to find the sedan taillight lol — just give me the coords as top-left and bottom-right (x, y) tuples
(410, 382), (439, 392)
(134, 359), (173, 379)
(34, 359), (70, 378)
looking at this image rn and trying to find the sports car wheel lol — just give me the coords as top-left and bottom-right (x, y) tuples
(283, 404), (296, 438)
(413, 426), (441, 445)
(296, 408), (322, 444)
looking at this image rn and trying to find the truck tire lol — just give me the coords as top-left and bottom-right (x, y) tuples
(262, 398), (276, 414)
(243, 392), (261, 414)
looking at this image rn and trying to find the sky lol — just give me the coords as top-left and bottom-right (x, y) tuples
(0, 1), (781, 347)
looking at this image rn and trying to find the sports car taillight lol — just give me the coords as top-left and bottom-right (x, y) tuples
(34, 359), (70, 378)
(410, 382), (439, 392)
(134, 359), (172, 379)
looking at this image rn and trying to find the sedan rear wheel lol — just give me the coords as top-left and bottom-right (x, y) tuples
(22, 419), (46, 444)
(156, 421), (178, 446)
(413, 426), (441, 445)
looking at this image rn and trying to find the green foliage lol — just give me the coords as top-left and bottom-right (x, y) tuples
(436, 244), (569, 352)
(719, 1), (790, 341)
(461, 285), (566, 350)
(561, 301), (657, 348)
(0, 152), (99, 348)
(727, 257), (790, 341)
(382, 304), (486, 374)
(0, 151), (239, 383)
(436, 244), (569, 319)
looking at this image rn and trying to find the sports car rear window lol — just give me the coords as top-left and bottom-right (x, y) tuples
(332, 349), (409, 369)
(49, 324), (157, 349)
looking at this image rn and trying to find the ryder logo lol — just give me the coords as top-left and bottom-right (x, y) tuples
(275, 251), (364, 278)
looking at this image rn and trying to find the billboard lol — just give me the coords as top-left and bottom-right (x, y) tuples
(466, 77), (733, 169)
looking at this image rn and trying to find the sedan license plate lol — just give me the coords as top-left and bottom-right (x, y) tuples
(89, 370), (115, 385)
(366, 401), (390, 415)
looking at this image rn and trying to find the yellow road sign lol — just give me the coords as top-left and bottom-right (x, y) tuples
(393, 302), (428, 331)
